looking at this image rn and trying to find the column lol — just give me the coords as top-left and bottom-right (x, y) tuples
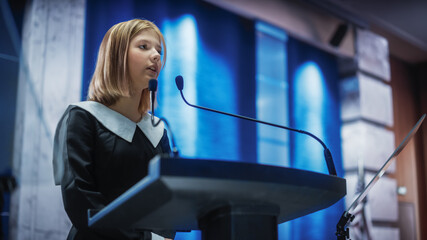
(340, 29), (399, 239)
(10, 0), (85, 239)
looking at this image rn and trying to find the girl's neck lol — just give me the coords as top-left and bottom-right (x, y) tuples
(109, 93), (142, 123)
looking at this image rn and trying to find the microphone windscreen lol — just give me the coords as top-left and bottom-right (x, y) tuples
(175, 75), (184, 90)
(148, 79), (158, 91)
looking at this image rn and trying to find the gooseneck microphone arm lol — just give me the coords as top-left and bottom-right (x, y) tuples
(175, 75), (337, 176)
(148, 79), (179, 157)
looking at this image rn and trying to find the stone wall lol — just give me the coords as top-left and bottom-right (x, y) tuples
(340, 29), (399, 239)
(10, 0), (86, 239)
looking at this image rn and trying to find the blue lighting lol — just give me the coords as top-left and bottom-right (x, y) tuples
(293, 61), (327, 173)
(158, 13), (239, 162)
(255, 21), (290, 168)
(159, 15), (199, 157)
(288, 38), (344, 238)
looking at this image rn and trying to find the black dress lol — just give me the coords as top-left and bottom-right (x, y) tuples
(52, 101), (175, 240)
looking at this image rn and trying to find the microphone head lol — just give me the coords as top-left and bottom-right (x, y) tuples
(175, 75), (184, 91)
(148, 79), (158, 92)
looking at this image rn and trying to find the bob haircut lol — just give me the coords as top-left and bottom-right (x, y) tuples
(88, 19), (166, 114)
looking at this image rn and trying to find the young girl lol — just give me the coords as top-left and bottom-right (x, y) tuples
(53, 19), (174, 240)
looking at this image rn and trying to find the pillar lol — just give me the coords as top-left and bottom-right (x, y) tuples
(10, 0), (85, 239)
(340, 29), (399, 239)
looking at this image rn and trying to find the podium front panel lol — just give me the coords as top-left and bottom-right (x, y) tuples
(88, 156), (346, 232)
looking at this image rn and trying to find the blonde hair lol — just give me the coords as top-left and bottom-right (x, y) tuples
(88, 19), (166, 113)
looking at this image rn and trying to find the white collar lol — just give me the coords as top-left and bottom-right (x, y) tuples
(71, 101), (164, 147)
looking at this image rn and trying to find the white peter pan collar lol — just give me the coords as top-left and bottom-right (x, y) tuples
(71, 101), (164, 147)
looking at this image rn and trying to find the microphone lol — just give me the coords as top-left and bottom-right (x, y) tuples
(175, 75), (337, 176)
(148, 79), (179, 157)
(149, 79), (158, 124)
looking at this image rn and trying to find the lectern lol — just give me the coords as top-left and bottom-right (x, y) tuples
(88, 156), (346, 240)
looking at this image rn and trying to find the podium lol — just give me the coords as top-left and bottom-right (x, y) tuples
(88, 156), (346, 240)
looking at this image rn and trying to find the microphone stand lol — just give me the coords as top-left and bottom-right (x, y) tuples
(336, 211), (354, 239)
(149, 79), (179, 157)
(335, 113), (425, 239)
(175, 75), (337, 176)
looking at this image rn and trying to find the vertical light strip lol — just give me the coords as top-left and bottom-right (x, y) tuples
(293, 61), (326, 172)
(255, 22), (289, 167)
(160, 15), (198, 157)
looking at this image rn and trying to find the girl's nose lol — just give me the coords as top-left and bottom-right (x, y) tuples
(152, 50), (160, 62)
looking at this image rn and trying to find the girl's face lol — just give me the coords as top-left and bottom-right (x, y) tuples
(127, 29), (162, 93)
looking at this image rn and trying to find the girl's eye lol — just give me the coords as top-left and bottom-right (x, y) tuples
(158, 50), (163, 56)
(139, 45), (147, 49)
